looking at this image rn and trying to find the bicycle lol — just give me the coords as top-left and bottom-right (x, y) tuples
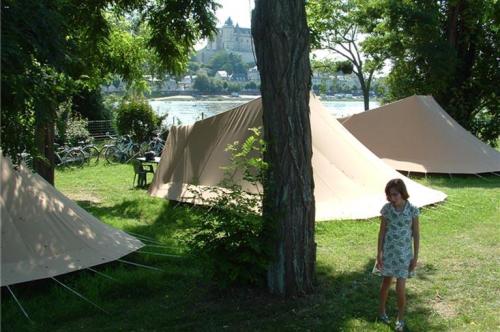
(147, 132), (165, 156)
(102, 134), (140, 164)
(54, 144), (85, 168)
(75, 138), (100, 165)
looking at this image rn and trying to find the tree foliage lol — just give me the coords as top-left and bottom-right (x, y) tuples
(115, 99), (160, 143)
(1, 0), (218, 180)
(208, 50), (248, 77)
(361, 0), (499, 145)
(307, 0), (386, 110)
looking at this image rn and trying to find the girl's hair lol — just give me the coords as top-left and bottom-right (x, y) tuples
(385, 178), (409, 201)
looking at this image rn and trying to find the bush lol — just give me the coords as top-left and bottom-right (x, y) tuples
(115, 98), (160, 142)
(65, 114), (91, 145)
(187, 128), (274, 287)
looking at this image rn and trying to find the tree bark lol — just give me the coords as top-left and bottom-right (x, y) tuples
(357, 73), (370, 111)
(252, 0), (316, 296)
(33, 115), (55, 185)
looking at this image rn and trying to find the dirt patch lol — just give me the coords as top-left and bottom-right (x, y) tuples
(66, 191), (101, 204)
(430, 294), (457, 319)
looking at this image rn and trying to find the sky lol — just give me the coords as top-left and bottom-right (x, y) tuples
(215, 0), (253, 28)
(200, 0), (390, 75)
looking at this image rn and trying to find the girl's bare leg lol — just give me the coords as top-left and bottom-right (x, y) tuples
(396, 278), (406, 321)
(379, 276), (392, 315)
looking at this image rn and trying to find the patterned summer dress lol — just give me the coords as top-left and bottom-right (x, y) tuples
(379, 201), (420, 279)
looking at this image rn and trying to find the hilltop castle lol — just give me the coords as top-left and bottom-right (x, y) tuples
(196, 17), (256, 64)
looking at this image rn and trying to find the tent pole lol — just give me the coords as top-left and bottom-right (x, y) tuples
(6, 286), (33, 322)
(117, 259), (164, 272)
(51, 277), (109, 314)
(86, 267), (119, 282)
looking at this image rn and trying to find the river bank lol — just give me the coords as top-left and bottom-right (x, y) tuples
(149, 94), (377, 103)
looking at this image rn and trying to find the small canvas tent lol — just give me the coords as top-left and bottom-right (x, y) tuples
(1, 156), (144, 287)
(149, 96), (446, 220)
(339, 95), (500, 174)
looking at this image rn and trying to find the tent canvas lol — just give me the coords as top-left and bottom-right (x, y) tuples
(1, 156), (144, 287)
(339, 95), (500, 174)
(149, 96), (446, 221)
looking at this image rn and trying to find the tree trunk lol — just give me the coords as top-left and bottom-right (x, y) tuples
(362, 88), (370, 111)
(252, 0), (316, 297)
(33, 115), (55, 185)
(358, 75), (370, 111)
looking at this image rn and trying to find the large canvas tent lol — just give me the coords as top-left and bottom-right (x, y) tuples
(1, 156), (144, 287)
(339, 95), (500, 174)
(149, 96), (446, 220)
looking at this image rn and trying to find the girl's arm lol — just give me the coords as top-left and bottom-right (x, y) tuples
(377, 216), (387, 268)
(410, 216), (420, 270)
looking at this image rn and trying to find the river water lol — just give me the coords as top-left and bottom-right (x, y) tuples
(148, 98), (379, 126)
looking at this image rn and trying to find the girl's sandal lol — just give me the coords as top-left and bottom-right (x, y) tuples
(395, 320), (405, 331)
(378, 314), (390, 324)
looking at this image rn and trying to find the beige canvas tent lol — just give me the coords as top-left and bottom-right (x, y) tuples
(339, 95), (500, 174)
(149, 96), (446, 220)
(1, 156), (144, 286)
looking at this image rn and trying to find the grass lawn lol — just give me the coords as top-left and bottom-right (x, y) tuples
(2, 163), (499, 331)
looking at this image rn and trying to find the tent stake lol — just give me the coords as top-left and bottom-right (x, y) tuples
(7, 286), (33, 323)
(118, 259), (164, 272)
(86, 268), (119, 282)
(51, 277), (109, 314)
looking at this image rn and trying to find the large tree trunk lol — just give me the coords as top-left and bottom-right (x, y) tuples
(33, 115), (55, 185)
(252, 0), (316, 296)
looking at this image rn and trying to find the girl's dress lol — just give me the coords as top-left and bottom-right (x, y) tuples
(378, 201), (419, 278)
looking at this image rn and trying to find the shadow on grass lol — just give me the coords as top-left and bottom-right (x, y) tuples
(2, 195), (447, 331)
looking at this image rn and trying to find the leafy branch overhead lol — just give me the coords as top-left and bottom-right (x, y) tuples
(1, 0), (219, 165)
(307, 0), (386, 110)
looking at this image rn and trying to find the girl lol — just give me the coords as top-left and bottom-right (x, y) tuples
(376, 178), (420, 331)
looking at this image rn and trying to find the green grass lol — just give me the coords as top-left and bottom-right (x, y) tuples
(2, 163), (499, 331)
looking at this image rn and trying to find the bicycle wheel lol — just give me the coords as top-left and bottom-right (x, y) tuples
(83, 146), (100, 165)
(64, 149), (85, 168)
(104, 146), (122, 164)
(140, 141), (150, 154)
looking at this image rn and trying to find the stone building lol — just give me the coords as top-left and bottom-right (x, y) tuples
(197, 17), (256, 64)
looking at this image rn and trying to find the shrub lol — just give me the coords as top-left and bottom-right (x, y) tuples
(115, 98), (160, 142)
(187, 127), (274, 287)
(65, 114), (91, 145)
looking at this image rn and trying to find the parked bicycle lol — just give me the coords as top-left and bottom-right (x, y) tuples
(16, 149), (33, 169)
(75, 138), (100, 165)
(54, 144), (85, 168)
(102, 134), (140, 164)
(147, 132), (165, 156)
